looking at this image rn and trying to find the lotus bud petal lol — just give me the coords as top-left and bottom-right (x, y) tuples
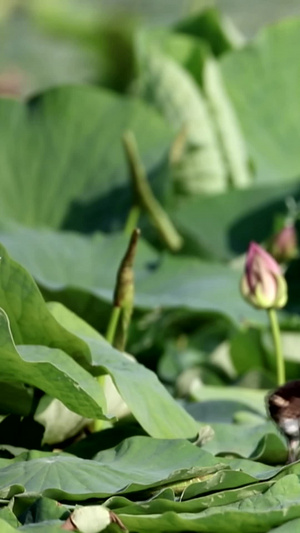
(240, 242), (288, 309)
(269, 225), (298, 263)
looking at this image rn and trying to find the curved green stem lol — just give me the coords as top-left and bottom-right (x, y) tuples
(268, 308), (285, 385)
(123, 130), (183, 252)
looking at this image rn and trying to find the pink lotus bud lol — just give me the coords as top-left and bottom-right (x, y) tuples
(240, 242), (287, 309)
(269, 225), (298, 263)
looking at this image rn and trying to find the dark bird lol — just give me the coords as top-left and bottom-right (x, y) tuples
(266, 380), (300, 463)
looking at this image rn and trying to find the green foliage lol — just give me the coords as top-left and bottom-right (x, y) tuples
(0, 87), (172, 228)
(221, 17), (300, 183)
(1, 4), (300, 532)
(0, 242), (197, 439)
(0, 226), (262, 324)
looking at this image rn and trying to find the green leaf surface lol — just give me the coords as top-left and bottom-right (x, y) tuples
(224, 457), (279, 478)
(0, 228), (156, 296)
(269, 518), (300, 532)
(0, 382), (34, 417)
(0, 506), (19, 528)
(221, 17), (300, 183)
(132, 255), (256, 324)
(0, 228), (263, 325)
(48, 302), (199, 438)
(181, 469), (263, 500)
(188, 384), (267, 416)
(0, 520), (17, 533)
(19, 496), (68, 525)
(0, 437), (221, 500)
(187, 385), (287, 461)
(173, 182), (300, 260)
(201, 422), (287, 463)
(0, 85), (172, 227)
(0, 309), (107, 420)
(185, 397), (266, 425)
(108, 480), (272, 515)
(116, 475), (300, 532)
(0, 241), (91, 365)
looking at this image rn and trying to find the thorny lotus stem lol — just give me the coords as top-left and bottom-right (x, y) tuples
(112, 228), (140, 351)
(122, 130), (183, 252)
(268, 308), (285, 386)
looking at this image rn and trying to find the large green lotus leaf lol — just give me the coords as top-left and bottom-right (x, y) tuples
(0, 240), (91, 363)
(224, 457), (281, 478)
(221, 17), (300, 183)
(116, 475), (300, 532)
(0, 228), (156, 294)
(0, 227), (263, 325)
(201, 422), (287, 463)
(187, 385), (286, 460)
(180, 469), (262, 500)
(48, 302), (199, 438)
(185, 399), (265, 425)
(173, 182), (300, 260)
(64, 423), (146, 459)
(0, 85), (172, 228)
(0, 310), (106, 419)
(0, 506), (18, 528)
(0, 437), (221, 500)
(0, 242), (198, 438)
(223, 458), (300, 482)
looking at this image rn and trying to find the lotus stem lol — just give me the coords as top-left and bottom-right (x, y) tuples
(268, 308), (285, 386)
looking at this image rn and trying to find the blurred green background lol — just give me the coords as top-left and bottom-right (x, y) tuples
(1, 0), (300, 96)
